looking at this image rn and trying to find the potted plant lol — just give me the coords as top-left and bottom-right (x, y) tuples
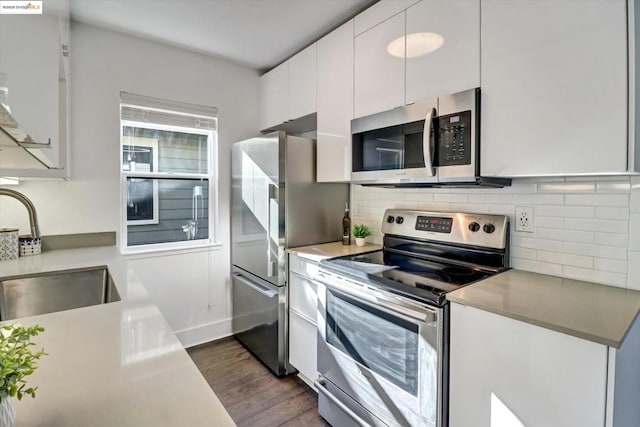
(0, 324), (46, 427)
(352, 224), (372, 247)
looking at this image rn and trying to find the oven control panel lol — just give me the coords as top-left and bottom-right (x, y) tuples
(415, 216), (453, 233)
(382, 209), (509, 250)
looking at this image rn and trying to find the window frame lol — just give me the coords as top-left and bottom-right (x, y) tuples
(119, 119), (218, 253)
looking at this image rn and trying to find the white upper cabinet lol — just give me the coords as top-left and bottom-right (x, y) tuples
(317, 20), (354, 182)
(0, 0), (70, 177)
(480, 0), (628, 176)
(354, 0), (420, 36)
(288, 44), (316, 121)
(354, 0), (481, 119)
(354, 12), (405, 118)
(405, 0), (480, 105)
(259, 43), (317, 131)
(259, 62), (288, 131)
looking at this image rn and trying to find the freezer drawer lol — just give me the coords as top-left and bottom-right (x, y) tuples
(231, 268), (290, 376)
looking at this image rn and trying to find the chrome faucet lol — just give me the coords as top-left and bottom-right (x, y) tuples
(182, 220), (197, 240)
(0, 188), (40, 238)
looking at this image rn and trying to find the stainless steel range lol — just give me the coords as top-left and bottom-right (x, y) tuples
(313, 209), (510, 427)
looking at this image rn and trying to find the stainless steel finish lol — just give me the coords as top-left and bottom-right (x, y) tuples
(316, 271), (444, 427)
(352, 97), (439, 134)
(350, 88), (494, 186)
(315, 378), (373, 427)
(0, 266), (120, 320)
(423, 107), (436, 177)
(231, 131), (348, 287)
(0, 188), (40, 238)
(238, 275), (278, 298)
(231, 131), (348, 376)
(314, 270), (437, 323)
(436, 89), (478, 182)
(351, 97), (438, 185)
(381, 209), (509, 250)
(231, 268), (289, 376)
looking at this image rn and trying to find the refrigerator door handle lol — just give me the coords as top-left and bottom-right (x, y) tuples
(267, 183), (279, 277)
(232, 272), (278, 298)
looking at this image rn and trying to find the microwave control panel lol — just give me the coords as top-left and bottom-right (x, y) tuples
(437, 110), (472, 166)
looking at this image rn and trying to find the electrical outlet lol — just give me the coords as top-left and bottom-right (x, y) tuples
(515, 206), (534, 233)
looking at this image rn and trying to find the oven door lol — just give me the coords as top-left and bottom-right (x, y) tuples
(351, 98), (437, 185)
(315, 270), (443, 427)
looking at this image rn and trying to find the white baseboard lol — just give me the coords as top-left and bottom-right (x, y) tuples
(176, 318), (233, 348)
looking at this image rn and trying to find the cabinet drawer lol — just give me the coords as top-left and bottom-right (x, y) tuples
(289, 272), (318, 321)
(289, 253), (320, 279)
(289, 310), (318, 384)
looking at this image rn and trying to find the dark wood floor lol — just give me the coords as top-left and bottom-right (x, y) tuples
(188, 337), (330, 427)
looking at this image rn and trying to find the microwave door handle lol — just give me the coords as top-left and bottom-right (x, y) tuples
(423, 107), (436, 176)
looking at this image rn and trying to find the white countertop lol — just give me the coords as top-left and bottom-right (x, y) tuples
(447, 269), (640, 348)
(287, 241), (382, 262)
(0, 246), (235, 427)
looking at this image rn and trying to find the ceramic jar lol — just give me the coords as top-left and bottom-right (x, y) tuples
(0, 228), (19, 261)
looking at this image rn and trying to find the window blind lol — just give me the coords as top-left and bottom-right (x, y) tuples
(120, 92), (217, 130)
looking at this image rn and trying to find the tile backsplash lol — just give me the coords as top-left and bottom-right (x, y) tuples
(351, 176), (640, 290)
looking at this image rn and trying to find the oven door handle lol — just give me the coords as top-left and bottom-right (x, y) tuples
(315, 378), (372, 427)
(423, 107), (436, 177)
(314, 274), (436, 324)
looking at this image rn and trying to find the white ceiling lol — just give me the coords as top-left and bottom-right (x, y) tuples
(70, 0), (377, 72)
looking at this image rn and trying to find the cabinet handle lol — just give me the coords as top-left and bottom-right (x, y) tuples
(423, 107), (436, 177)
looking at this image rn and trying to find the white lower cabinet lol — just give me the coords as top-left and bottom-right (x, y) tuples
(289, 310), (318, 387)
(288, 253), (320, 387)
(450, 303), (608, 427)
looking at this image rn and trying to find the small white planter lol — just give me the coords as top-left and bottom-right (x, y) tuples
(355, 237), (366, 247)
(0, 397), (15, 427)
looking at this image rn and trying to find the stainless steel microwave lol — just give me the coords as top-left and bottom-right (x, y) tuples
(351, 88), (509, 187)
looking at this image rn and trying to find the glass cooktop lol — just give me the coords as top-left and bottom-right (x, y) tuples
(321, 250), (498, 306)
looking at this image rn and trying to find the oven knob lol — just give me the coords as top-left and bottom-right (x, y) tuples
(386, 215), (395, 224)
(483, 223), (496, 234)
(396, 216), (404, 224)
(468, 222), (480, 232)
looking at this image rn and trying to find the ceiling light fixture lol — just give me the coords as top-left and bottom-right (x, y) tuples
(387, 32), (445, 58)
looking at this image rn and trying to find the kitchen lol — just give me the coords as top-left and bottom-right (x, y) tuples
(0, 0), (639, 426)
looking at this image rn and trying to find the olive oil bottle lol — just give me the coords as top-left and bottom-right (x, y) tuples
(342, 203), (351, 245)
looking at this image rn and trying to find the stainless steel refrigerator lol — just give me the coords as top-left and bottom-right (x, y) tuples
(231, 131), (348, 376)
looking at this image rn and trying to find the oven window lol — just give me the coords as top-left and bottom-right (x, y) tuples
(326, 289), (419, 396)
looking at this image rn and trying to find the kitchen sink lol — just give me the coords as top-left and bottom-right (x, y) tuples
(0, 266), (121, 320)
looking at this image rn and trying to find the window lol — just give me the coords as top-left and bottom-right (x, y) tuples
(120, 92), (217, 251)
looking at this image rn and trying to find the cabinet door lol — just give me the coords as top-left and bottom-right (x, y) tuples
(355, 0), (421, 36)
(449, 303), (608, 427)
(480, 0), (628, 176)
(354, 12), (405, 118)
(289, 272), (318, 321)
(288, 43), (316, 121)
(0, 14), (60, 152)
(405, 0), (479, 104)
(317, 20), (354, 182)
(289, 310), (318, 387)
(259, 62), (288, 130)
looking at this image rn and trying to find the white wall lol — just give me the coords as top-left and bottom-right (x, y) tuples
(352, 176), (640, 290)
(0, 22), (260, 347)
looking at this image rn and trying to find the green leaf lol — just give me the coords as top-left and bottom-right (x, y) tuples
(0, 324), (46, 401)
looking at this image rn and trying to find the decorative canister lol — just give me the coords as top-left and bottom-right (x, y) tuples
(0, 228), (19, 261)
(19, 235), (42, 256)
